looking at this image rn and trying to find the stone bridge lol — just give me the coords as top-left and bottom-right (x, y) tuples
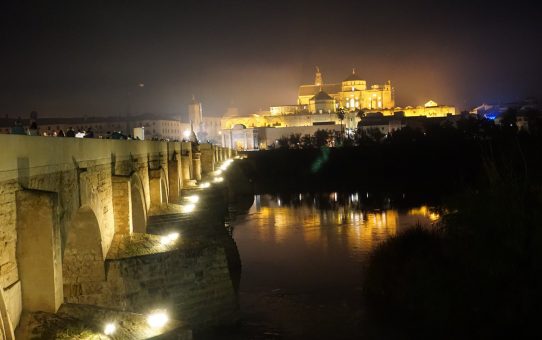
(0, 134), (237, 338)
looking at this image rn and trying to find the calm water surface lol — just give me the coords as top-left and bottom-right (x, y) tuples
(228, 193), (439, 339)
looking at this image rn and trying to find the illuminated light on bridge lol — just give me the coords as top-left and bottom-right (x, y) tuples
(184, 195), (199, 203)
(199, 182), (211, 188)
(147, 310), (169, 329)
(104, 323), (116, 335)
(219, 159), (234, 171)
(213, 177), (224, 183)
(160, 232), (180, 245)
(181, 204), (196, 213)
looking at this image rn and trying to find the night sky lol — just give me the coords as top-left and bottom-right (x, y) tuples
(1, 0), (541, 117)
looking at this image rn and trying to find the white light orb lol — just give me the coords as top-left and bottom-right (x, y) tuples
(184, 195), (199, 203)
(181, 203), (196, 213)
(167, 232), (179, 241)
(104, 323), (116, 335)
(147, 311), (169, 329)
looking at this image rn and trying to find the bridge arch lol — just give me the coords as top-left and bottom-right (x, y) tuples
(0, 289), (15, 340)
(130, 172), (147, 233)
(62, 206), (105, 304)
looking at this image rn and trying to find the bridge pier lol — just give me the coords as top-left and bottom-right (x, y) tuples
(112, 176), (132, 235)
(192, 147), (202, 181)
(168, 152), (182, 202)
(16, 190), (63, 314)
(200, 143), (215, 175)
(181, 142), (194, 186)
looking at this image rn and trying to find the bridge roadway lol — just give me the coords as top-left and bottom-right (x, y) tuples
(0, 134), (239, 339)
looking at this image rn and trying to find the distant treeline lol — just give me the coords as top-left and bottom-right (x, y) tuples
(238, 110), (542, 195)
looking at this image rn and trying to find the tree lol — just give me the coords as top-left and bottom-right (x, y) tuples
(356, 109), (366, 119)
(300, 134), (313, 148)
(337, 107), (346, 142)
(365, 127), (385, 142)
(289, 133), (301, 148)
(314, 129), (330, 147)
(277, 136), (289, 149)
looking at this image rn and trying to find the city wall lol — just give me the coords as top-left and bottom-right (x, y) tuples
(0, 134), (233, 337)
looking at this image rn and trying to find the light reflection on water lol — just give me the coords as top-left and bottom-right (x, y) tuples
(232, 193), (439, 292)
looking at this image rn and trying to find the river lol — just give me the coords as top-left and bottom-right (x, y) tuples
(221, 192), (439, 339)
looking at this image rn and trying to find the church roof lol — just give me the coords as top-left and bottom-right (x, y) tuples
(312, 91), (334, 101)
(424, 100), (439, 107)
(343, 68), (363, 82)
(298, 83), (341, 97)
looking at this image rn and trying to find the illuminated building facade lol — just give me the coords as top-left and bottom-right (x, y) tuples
(188, 96), (222, 143)
(220, 68), (456, 150)
(297, 67), (395, 112)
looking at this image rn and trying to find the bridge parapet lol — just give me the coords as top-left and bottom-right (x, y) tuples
(0, 134), (236, 333)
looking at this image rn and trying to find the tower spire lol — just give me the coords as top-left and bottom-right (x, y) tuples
(315, 66), (323, 86)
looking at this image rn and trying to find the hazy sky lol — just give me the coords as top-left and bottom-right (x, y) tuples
(1, 0), (541, 117)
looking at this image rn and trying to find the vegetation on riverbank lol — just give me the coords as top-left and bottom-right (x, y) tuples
(361, 123), (542, 337)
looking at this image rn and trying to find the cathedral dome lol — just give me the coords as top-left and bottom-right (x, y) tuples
(312, 90), (333, 101)
(343, 68), (363, 82)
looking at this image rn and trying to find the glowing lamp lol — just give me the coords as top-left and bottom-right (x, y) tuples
(213, 177), (224, 183)
(183, 130), (191, 138)
(168, 232), (179, 241)
(184, 195), (199, 203)
(104, 323), (116, 335)
(200, 182), (211, 189)
(147, 311), (169, 329)
(181, 203), (196, 213)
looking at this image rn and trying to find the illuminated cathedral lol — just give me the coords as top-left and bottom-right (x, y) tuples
(220, 67), (456, 150)
(297, 67), (395, 112)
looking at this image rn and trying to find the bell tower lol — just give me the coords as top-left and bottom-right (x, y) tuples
(314, 66), (323, 86)
(188, 95), (203, 132)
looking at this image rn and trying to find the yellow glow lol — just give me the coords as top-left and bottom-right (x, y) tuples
(199, 182), (211, 188)
(408, 206), (440, 221)
(184, 195), (199, 203)
(167, 232), (179, 241)
(104, 323), (116, 335)
(183, 130), (190, 138)
(214, 169), (223, 176)
(219, 160), (233, 171)
(160, 232), (179, 245)
(213, 176), (224, 183)
(181, 203), (196, 213)
(147, 311), (169, 329)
